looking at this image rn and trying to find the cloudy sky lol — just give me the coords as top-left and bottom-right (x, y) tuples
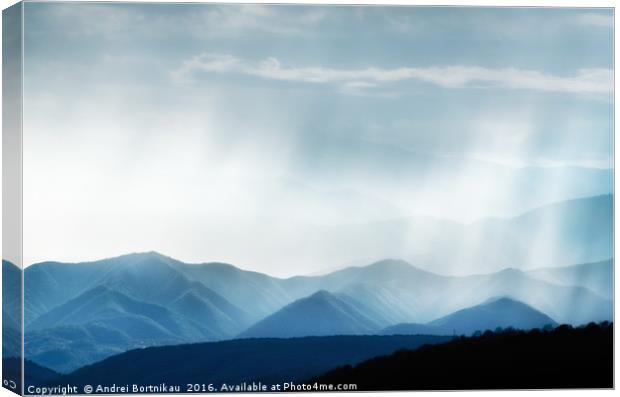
(21, 3), (613, 275)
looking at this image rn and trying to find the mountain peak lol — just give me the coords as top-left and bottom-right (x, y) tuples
(367, 259), (412, 269)
(291, 289), (341, 307)
(360, 259), (441, 280)
(309, 289), (335, 300)
(495, 267), (527, 277)
(482, 296), (517, 305)
(238, 290), (379, 338)
(382, 296), (557, 337)
(121, 251), (171, 262)
(429, 297), (557, 331)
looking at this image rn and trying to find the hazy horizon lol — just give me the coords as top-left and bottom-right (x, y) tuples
(20, 4), (613, 275)
(19, 192), (613, 276)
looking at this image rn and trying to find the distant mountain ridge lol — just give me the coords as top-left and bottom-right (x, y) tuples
(22, 251), (612, 373)
(333, 194), (613, 276)
(526, 259), (613, 299)
(380, 297), (557, 336)
(19, 195), (614, 373)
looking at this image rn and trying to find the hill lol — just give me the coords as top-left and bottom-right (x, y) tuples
(53, 335), (451, 388)
(312, 322), (613, 389)
(380, 298), (557, 336)
(291, 194), (613, 276)
(238, 290), (380, 338)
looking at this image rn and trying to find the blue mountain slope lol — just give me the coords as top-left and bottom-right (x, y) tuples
(302, 194), (613, 276)
(284, 259), (445, 295)
(458, 268), (612, 325)
(24, 285), (229, 373)
(23, 251), (612, 372)
(98, 257), (251, 335)
(98, 254), (199, 305)
(284, 259), (455, 323)
(26, 253), (251, 330)
(167, 284), (249, 337)
(28, 285), (191, 336)
(428, 297), (557, 332)
(527, 259), (613, 299)
(239, 290), (381, 338)
(175, 262), (295, 322)
(336, 283), (414, 326)
(24, 255), (139, 324)
(25, 322), (184, 374)
(380, 297), (557, 336)
(298, 258), (612, 326)
(25, 264), (252, 373)
(460, 194), (613, 274)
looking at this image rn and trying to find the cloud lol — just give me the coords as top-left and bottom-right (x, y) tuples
(172, 52), (613, 96)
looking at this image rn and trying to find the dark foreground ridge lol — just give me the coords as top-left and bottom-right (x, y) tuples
(310, 322), (613, 390)
(46, 335), (450, 390)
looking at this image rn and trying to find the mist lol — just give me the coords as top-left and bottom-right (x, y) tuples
(20, 3), (613, 276)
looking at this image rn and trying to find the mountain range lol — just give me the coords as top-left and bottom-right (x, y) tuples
(3, 194), (612, 375)
(302, 139), (613, 224)
(379, 297), (557, 336)
(19, 254), (612, 373)
(314, 194), (613, 276)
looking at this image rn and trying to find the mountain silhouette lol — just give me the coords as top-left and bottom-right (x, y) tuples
(459, 267), (611, 326)
(25, 254), (253, 372)
(238, 290), (380, 338)
(380, 297), (557, 336)
(22, 252), (613, 373)
(309, 194), (613, 276)
(20, 204), (613, 374)
(311, 322), (613, 389)
(454, 194), (613, 274)
(527, 259), (612, 299)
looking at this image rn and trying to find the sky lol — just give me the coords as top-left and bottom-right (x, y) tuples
(20, 3), (613, 275)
